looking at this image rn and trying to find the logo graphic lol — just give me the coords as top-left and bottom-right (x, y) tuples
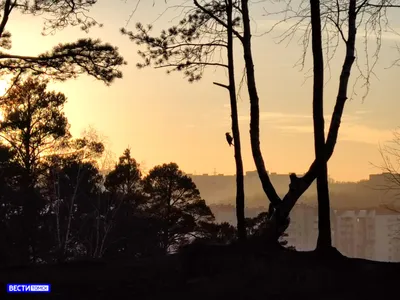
(7, 284), (51, 293)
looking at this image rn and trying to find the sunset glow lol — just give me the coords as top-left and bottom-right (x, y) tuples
(2, 1), (400, 182)
(1, 0), (400, 278)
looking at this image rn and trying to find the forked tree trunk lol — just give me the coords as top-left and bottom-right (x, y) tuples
(239, 0), (357, 242)
(309, 0), (332, 250)
(278, 0), (357, 220)
(190, 0), (357, 245)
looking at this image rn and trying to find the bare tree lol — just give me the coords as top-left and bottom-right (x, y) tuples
(256, 0), (400, 244)
(125, 0), (400, 247)
(309, 0), (332, 251)
(122, 0), (247, 241)
(377, 129), (400, 203)
(226, 0), (246, 242)
(44, 133), (105, 261)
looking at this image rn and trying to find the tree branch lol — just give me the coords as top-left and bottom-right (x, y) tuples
(154, 61), (228, 69)
(0, 38), (126, 84)
(166, 41), (228, 50)
(193, 0), (243, 42)
(213, 81), (229, 89)
(0, 0), (14, 38)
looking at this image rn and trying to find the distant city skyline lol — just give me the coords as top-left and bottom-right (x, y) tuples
(187, 170), (385, 183)
(190, 172), (400, 209)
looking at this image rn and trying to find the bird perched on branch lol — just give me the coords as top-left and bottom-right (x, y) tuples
(225, 132), (234, 146)
(289, 173), (300, 191)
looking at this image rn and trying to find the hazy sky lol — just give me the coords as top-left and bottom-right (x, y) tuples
(5, 0), (400, 182)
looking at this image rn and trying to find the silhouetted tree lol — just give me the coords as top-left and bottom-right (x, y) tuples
(195, 221), (237, 244)
(0, 76), (72, 263)
(57, 160), (103, 260)
(0, 77), (70, 179)
(143, 162), (215, 252)
(102, 208), (164, 259)
(79, 126), (116, 174)
(377, 129), (400, 220)
(309, 0), (332, 251)
(126, 0), (289, 242)
(97, 149), (160, 258)
(378, 129), (400, 194)
(0, 143), (24, 266)
(122, 0), (247, 242)
(0, 144), (21, 211)
(245, 212), (291, 248)
(40, 134), (106, 261)
(105, 148), (142, 198)
(261, 0), (399, 244)
(123, 1), (400, 252)
(0, 0), (125, 85)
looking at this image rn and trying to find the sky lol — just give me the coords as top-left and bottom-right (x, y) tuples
(4, 0), (400, 182)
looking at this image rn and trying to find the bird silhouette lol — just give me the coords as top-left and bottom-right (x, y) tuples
(225, 132), (234, 146)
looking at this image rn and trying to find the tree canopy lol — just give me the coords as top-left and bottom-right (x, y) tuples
(0, 79), (233, 263)
(0, 0), (126, 85)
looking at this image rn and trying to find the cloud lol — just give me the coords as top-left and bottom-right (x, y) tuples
(339, 124), (392, 144)
(238, 111), (310, 123)
(236, 110), (390, 145)
(274, 123), (391, 145)
(237, 111), (359, 125)
(270, 115), (391, 145)
(354, 110), (371, 115)
(275, 124), (312, 134)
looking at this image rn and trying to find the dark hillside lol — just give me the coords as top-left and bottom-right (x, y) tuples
(1, 249), (399, 300)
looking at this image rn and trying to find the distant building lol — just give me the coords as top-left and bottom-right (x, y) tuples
(367, 173), (400, 193)
(285, 204), (318, 251)
(374, 207), (400, 262)
(334, 209), (376, 259)
(193, 171), (400, 262)
(209, 201), (400, 262)
(245, 171), (259, 177)
(189, 170), (302, 206)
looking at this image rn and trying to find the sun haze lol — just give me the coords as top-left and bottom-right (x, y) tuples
(4, 1), (400, 182)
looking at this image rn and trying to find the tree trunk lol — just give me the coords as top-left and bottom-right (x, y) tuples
(278, 0), (357, 220)
(261, 0), (358, 243)
(63, 165), (83, 259)
(240, 0), (281, 209)
(309, 0), (332, 250)
(203, 0), (356, 245)
(227, 0), (246, 242)
(21, 172), (37, 265)
(20, 102), (38, 264)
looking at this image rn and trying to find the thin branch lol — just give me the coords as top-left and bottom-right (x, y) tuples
(0, 0), (14, 37)
(213, 81), (229, 89)
(154, 61), (228, 69)
(193, 0), (243, 42)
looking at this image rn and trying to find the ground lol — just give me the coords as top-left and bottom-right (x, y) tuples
(1, 249), (399, 299)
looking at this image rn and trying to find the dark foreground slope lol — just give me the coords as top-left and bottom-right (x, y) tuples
(1, 250), (399, 300)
